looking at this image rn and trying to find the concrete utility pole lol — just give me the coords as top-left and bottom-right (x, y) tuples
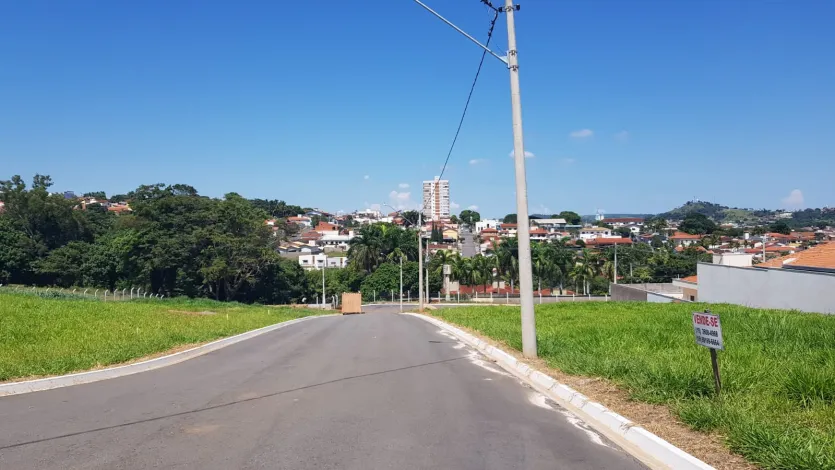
(400, 255), (404, 313)
(322, 263), (326, 309)
(504, 0), (537, 358)
(418, 208), (424, 312)
(614, 242), (618, 285)
(413, 0), (536, 357)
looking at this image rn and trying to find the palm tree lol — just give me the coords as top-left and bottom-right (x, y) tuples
(494, 237), (519, 290)
(347, 228), (382, 272)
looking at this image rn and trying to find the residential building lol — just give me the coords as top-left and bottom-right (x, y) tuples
(579, 226), (615, 240)
(107, 203), (132, 214)
(531, 218), (567, 232)
(314, 221), (339, 237)
(298, 253), (349, 270)
(442, 228), (459, 242)
(499, 223), (518, 237)
(583, 237), (633, 247)
(696, 242), (835, 314)
(669, 231), (702, 247)
(288, 215), (312, 228)
(422, 177), (450, 221)
(319, 229), (356, 250)
(602, 217), (644, 227)
(475, 219), (501, 234)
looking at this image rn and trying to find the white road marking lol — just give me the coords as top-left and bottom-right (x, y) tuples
(527, 392), (611, 448)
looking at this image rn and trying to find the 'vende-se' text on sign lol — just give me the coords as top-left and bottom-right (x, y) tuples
(693, 311), (724, 350)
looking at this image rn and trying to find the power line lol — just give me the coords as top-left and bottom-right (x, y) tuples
(437, 10), (499, 181)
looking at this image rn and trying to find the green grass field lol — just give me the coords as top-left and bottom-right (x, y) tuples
(0, 292), (322, 382)
(434, 303), (835, 470)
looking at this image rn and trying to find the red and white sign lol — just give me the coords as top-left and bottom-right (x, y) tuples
(692, 312), (724, 350)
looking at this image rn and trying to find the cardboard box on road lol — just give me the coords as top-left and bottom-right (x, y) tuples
(341, 293), (363, 315)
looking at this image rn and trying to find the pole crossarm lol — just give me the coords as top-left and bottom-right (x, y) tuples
(412, 0), (508, 66)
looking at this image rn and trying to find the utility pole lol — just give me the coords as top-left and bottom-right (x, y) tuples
(400, 255), (404, 313)
(418, 208), (424, 311)
(412, 0), (536, 357)
(322, 263), (326, 309)
(505, 0), (537, 358)
(614, 242), (618, 285)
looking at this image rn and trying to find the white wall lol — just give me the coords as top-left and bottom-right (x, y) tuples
(698, 263), (835, 314)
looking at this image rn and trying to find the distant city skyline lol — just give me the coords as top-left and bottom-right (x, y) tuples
(2, 2), (833, 216)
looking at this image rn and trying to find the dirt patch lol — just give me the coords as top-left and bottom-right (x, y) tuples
(168, 310), (217, 316)
(427, 314), (758, 470)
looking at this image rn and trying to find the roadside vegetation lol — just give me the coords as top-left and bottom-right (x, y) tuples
(0, 291), (322, 382)
(433, 302), (835, 470)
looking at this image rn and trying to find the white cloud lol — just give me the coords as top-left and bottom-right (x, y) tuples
(614, 130), (629, 141)
(570, 129), (593, 139)
(508, 150), (535, 159)
(368, 203), (381, 211)
(398, 183), (409, 189)
(450, 201), (460, 210)
(469, 158), (486, 165)
(533, 204), (551, 215)
(561, 158), (576, 164)
(364, 175), (370, 180)
(467, 205), (479, 211)
(781, 189), (804, 209)
(388, 190), (415, 210)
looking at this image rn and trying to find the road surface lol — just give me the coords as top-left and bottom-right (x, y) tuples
(0, 308), (646, 469)
(460, 229), (478, 257)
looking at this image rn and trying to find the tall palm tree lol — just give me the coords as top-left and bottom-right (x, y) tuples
(347, 228), (382, 272)
(494, 237), (519, 290)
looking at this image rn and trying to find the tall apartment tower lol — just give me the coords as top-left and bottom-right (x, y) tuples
(422, 177), (450, 221)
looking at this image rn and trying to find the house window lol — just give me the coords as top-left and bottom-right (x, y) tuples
(690, 295), (695, 301)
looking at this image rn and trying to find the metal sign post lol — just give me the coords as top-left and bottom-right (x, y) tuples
(692, 309), (724, 395)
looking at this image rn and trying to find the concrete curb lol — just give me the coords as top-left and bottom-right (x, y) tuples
(0, 315), (332, 397)
(406, 313), (714, 470)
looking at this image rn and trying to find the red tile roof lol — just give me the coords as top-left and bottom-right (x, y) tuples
(670, 231), (702, 240)
(315, 221), (338, 232)
(300, 231), (321, 240)
(288, 216), (310, 222)
(680, 275), (698, 283)
(757, 242), (835, 269)
(584, 237), (633, 246)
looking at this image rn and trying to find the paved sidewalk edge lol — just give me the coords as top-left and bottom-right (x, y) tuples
(406, 312), (714, 470)
(0, 315), (333, 397)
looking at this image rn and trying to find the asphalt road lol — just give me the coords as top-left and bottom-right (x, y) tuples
(460, 229), (478, 257)
(0, 309), (646, 470)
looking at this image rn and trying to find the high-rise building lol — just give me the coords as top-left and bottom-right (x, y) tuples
(422, 177), (450, 221)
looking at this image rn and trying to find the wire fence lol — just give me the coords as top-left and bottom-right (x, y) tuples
(0, 284), (167, 301)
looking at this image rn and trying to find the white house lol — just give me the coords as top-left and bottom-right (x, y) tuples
(475, 219), (501, 234)
(299, 254), (349, 270)
(579, 226), (616, 240)
(531, 218), (567, 232)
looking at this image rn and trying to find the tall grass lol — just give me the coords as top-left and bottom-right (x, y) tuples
(0, 292), (322, 382)
(434, 302), (835, 470)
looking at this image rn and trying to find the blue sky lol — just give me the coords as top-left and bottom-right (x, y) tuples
(2, 0), (833, 218)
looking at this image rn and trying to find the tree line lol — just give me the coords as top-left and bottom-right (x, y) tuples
(0, 175), (309, 303)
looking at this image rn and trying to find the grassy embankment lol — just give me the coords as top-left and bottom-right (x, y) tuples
(0, 291), (322, 382)
(434, 302), (835, 470)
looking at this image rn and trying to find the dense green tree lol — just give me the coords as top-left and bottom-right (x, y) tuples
(556, 211), (581, 225)
(769, 221), (792, 235)
(502, 213), (517, 224)
(459, 209), (481, 226)
(679, 213), (717, 235)
(83, 191), (107, 199)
